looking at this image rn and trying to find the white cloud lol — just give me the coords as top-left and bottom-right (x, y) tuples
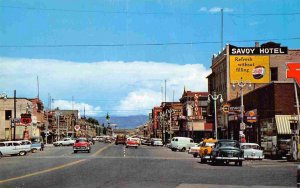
(0, 57), (211, 116)
(200, 7), (233, 13)
(52, 100), (101, 117)
(116, 89), (162, 116)
(199, 7), (207, 12)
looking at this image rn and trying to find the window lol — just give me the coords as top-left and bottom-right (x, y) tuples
(0, 143), (5, 147)
(271, 67), (278, 81)
(5, 110), (12, 120)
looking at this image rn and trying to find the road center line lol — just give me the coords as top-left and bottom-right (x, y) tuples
(0, 143), (113, 184)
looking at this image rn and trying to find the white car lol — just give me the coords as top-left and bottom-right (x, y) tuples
(53, 138), (75, 146)
(188, 142), (202, 158)
(170, 137), (196, 152)
(153, 140), (163, 146)
(0, 141), (29, 157)
(240, 143), (264, 160)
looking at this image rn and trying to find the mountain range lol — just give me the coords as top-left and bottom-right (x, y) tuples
(95, 115), (149, 129)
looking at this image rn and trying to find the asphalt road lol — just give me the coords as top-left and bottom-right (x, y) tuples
(0, 142), (298, 188)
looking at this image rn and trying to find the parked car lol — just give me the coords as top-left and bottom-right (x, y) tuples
(211, 139), (244, 166)
(73, 138), (91, 153)
(153, 140), (163, 146)
(199, 138), (217, 163)
(20, 140), (41, 153)
(240, 143), (264, 160)
(0, 141), (29, 157)
(188, 142), (202, 158)
(126, 138), (139, 148)
(53, 138), (75, 146)
(115, 134), (126, 145)
(170, 137), (196, 152)
(150, 138), (162, 146)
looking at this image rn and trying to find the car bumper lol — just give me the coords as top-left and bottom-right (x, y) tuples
(244, 155), (264, 159)
(126, 144), (138, 147)
(73, 147), (90, 151)
(215, 157), (244, 161)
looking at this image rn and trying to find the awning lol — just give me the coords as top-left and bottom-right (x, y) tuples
(275, 115), (293, 135)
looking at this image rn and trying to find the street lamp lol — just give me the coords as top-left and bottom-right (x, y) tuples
(232, 78), (252, 142)
(208, 91), (223, 140)
(0, 92), (7, 100)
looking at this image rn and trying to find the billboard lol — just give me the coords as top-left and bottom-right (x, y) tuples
(230, 55), (270, 83)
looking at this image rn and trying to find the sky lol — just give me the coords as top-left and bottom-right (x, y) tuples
(0, 0), (299, 117)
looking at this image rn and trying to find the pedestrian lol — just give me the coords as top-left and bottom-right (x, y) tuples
(241, 135), (246, 143)
(40, 142), (44, 151)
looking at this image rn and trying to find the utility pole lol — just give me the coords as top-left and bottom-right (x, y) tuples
(221, 8), (224, 51)
(13, 90), (16, 141)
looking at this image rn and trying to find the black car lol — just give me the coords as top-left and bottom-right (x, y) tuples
(211, 139), (244, 166)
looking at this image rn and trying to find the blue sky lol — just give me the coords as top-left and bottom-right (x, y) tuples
(0, 0), (299, 117)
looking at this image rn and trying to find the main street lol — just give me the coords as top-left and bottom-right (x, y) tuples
(0, 142), (297, 188)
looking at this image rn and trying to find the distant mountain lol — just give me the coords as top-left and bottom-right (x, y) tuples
(94, 115), (149, 129)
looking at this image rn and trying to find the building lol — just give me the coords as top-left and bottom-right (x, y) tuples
(207, 41), (300, 142)
(178, 90), (212, 142)
(0, 97), (44, 141)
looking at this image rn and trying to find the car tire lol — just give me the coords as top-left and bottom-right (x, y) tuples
(19, 151), (26, 156)
(88, 150), (91, 153)
(0, 152), (3, 159)
(59, 143), (63, 147)
(31, 148), (37, 153)
(181, 148), (186, 152)
(193, 154), (198, 158)
(135, 146), (138, 149)
(201, 158), (206, 163)
(74, 151), (77, 153)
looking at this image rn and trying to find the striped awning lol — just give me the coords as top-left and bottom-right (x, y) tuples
(275, 115), (294, 135)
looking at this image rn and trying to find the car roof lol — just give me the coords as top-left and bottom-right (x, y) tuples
(240, 143), (259, 146)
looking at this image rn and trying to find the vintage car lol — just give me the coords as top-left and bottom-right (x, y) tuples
(188, 142), (202, 158)
(211, 139), (244, 166)
(53, 137), (75, 146)
(240, 143), (264, 160)
(73, 138), (91, 153)
(0, 141), (29, 157)
(126, 138), (139, 148)
(199, 138), (217, 163)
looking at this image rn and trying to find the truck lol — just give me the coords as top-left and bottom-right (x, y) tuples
(261, 136), (291, 159)
(115, 134), (126, 145)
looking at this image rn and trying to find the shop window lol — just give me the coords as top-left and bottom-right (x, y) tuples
(5, 110), (12, 120)
(271, 67), (278, 81)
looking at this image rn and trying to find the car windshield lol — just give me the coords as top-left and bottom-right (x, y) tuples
(241, 145), (260, 150)
(217, 142), (238, 148)
(76, 139), (87, 143)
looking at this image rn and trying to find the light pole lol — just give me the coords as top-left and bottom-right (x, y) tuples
(208, 91), (223, 140)
(232, 78), (252, 142)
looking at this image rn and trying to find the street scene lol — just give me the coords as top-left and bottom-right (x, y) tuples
(0, 141), (297, 188)
(1, 1), (300, 188)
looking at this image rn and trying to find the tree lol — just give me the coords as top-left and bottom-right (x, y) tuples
(86, 117), (99, 125)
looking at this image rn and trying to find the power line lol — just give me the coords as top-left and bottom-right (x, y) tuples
(0, 37), (299, 48)
(1, 5), (300, 16)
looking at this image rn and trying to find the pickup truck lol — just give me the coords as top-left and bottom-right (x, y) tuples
(53, 138), (75, 147)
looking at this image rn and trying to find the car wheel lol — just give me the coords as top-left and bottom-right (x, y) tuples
(88, 150), (91, 153)
(19, 151), (26, 156)
(201, 158), (206, 163)
(31, 148), (37, 153)
(181, 147), (186, 152)
(59, 143), (63, 147)
(135, 146), (138, 149)
(193, 154), (198, 158)
(74, 150), (77, 153)
(0, 152), (3, 158)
